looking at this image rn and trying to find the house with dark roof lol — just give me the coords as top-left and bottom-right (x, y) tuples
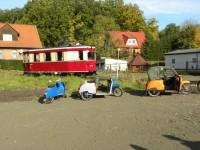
(165, 48), (200, 70)
(0, 23), (42, 60)
(107, 31), (145, 56)
(128, 54), (148, 72)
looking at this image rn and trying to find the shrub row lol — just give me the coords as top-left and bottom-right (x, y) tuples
(0, 60), (23, 70)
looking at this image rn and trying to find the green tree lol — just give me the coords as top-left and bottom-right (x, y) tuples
(20, 0), (79, 47)
(116, 4), (145, 31)
(194, 25), (200, 48)
(178, 21), (196, 49)
(88, 15), (120, 58)
(0, 8), (24, 23)
(159, 23), (181, 53)
(146, 18), (159, 41)
(142, 18), (161, 60)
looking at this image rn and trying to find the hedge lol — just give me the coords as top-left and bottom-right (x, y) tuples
(0, 60), (23, 70)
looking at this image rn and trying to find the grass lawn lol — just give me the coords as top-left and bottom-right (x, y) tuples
(0, 70), (148, 95)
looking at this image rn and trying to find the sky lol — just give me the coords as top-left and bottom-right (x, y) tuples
(0, 0), (200, 29)
(126, 0), (200, 29)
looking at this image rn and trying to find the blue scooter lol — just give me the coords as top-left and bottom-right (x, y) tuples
(43, 80), (67, 104)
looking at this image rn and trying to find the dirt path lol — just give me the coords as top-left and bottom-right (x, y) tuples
(0, 91), (199, 150)
(0, 89), (44, 103)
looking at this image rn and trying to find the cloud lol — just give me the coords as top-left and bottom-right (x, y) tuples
(125, 0), (200, 15)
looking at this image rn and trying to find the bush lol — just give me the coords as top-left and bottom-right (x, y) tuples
(0, 60), (23, 70)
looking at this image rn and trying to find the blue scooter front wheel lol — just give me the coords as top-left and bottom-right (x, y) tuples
(43, 97), (54, 104)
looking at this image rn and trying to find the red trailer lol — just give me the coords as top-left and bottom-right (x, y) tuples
(23, 46), (96, 74)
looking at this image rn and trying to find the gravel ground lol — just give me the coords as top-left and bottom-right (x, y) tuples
(0, 88), (199, 150)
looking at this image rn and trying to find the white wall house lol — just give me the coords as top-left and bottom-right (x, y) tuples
(165, 48), (200, 70)
(98, 57), (128, 71)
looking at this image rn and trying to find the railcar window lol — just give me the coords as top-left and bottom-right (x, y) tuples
(46, 53), (51, 61)
(79, 51), (83, 60)
(51, 52), (57, 62)
(88, 52), (95, 60)
(39, 53), (45, 62)
(58, 52), (63, 61)
(29, 54), (34, 62)
(34, 53), (40, 62)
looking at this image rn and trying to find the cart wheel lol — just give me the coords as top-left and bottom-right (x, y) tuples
(197, 81), (200, 92)
(147, 88), (160, 97)
(43, 97), (54, 104)
(181, 83), (192, 95)
(80, 91), (93, 100)
(113, 88), (123, 97)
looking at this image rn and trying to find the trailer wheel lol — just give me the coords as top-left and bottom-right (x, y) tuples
(197, 81), (200, 92)
(147, 88), (160, 97)
(80, 91), (93, 100)
(181, 83), (192, 95)
(113, 88), (123, 97)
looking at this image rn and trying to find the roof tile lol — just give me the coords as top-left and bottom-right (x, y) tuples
(0, 23), (42, 48)
(129, 54), (148, 66)
(109, 31), (145, 49)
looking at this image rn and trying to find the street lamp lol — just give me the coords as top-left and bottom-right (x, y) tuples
(117, 48), (120, 79)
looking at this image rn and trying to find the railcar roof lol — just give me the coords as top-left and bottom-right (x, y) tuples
(23, 46), (95, 53)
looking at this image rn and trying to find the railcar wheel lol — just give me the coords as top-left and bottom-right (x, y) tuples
(113, 88), (123, 97)
(197, 81), (200, 92)
(147, 88), (160, 97)
(80, 91), (93, 100)
(181, 83), (192, 95)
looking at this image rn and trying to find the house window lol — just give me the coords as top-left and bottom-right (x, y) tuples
(192, 58), (197, 62)
(172, 58), (175, 64)
(0, 51), (3, 59)
(126, 38), (138, 46)
(3, 34), (13, 41)
(12, 51), (17, 59)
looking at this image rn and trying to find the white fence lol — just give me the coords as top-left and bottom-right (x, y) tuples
(97, 63), (128, 72)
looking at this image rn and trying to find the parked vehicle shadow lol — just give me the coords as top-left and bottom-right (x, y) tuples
(124, 87), (146, 96)
(71, 91), (85, 101)
(163, 134), (200, 150)
(130, 144), (148, 150)
(38, 96), (44, 104)
(70, 91), (106, 100)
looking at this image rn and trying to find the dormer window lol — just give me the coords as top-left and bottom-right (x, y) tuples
(0, 24), (19, 41)
(3, 34), (13, 41)
(126, 38), (138, 46)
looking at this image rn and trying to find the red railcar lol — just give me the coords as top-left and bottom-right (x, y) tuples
(23, 46), (96, 74)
